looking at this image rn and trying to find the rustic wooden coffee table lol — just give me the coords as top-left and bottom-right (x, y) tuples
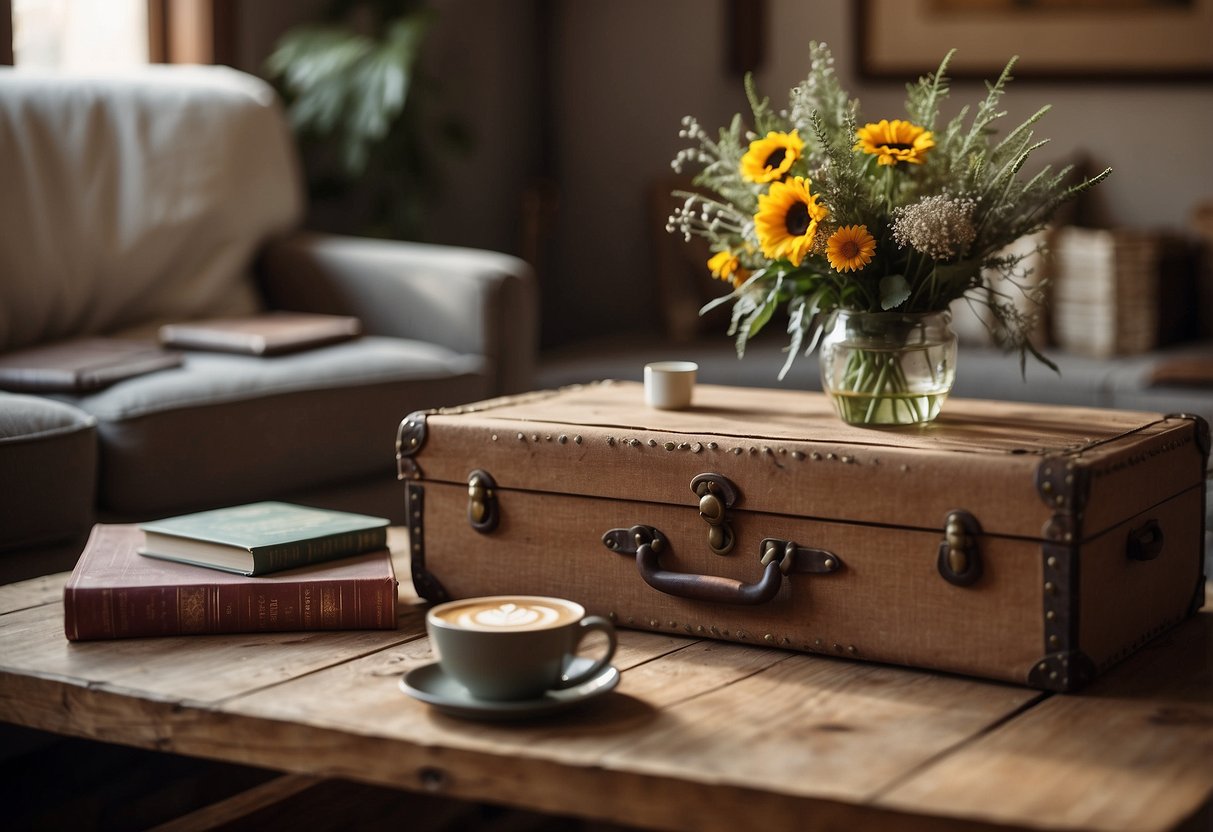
(1, 531), (1209, 832)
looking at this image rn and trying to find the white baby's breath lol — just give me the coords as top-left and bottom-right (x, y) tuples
(891, 195), (977, 261)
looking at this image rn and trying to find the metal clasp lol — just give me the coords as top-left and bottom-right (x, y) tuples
(467, 469), (500, 534)
(937, 510), (982, 586)
(690, 473), (738, 556)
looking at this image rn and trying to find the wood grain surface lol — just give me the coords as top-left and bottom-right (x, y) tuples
(0, 545), (1209, 832)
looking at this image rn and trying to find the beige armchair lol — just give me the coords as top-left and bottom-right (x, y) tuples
(0, 64), (536, 581)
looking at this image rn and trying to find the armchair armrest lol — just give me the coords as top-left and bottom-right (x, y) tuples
(257, 232), (537, 395)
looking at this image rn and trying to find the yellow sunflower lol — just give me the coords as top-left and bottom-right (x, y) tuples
(740, 130), (804, 183)
(707, 251), (749, 287)
(754, 177), (828, 267)
(825, 225), (877, 272)
(854, 119), (935, 166)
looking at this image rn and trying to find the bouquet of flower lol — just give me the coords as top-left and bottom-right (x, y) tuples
(667, 43), (1109, 423)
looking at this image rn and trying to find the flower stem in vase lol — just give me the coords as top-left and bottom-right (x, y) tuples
(821, 312), (957, 426)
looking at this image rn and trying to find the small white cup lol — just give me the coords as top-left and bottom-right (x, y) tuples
(644, 361), (698, 410)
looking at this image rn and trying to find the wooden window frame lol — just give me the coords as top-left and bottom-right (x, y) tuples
(149, 0), (235, 66)
(0, 0), (232, 67)
(1, 0), (13, 66)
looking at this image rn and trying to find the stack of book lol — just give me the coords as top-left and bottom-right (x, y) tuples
(1050, 227), (1161, 358)
(63, 502), (396, 641)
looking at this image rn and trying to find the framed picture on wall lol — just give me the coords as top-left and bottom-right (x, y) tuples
(857, 0), (1213, 81)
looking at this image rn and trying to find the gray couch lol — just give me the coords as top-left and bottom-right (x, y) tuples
(0, 66), (536, 582)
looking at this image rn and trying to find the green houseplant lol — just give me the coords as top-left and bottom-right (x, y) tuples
(266, 0), (464, 240)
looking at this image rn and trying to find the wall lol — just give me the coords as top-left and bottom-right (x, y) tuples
(547, 0), (1213, 346)
(233, 0), (1213, 349)
(414, 0), (540, 256)
(232, 0), (539, 258)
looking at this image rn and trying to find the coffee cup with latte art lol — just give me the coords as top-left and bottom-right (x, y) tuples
(426, 595), (617, 701)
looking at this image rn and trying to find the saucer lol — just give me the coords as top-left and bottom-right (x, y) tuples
(399, 659), (620, 721)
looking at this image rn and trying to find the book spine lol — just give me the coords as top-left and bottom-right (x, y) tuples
(64, 575), (397, 641)
(161, 328), (266, 354)
(248, 528), (388, 575)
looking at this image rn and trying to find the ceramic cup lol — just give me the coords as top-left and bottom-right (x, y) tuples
(426, 595), (617, 701)
(644, 361), (698, 410)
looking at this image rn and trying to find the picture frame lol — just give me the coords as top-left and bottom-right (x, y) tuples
(856, 0), (1213, 81)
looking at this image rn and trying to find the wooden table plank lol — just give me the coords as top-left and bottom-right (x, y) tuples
(0, 669), (1011, 832)
(206, 628), (1037, 831)
(595, 651), (1042, 803)
(226, 631), (789, 761)
(0, 624), (1033, 832)
(0, 572), (66, 615)
(879, 611), (1213, 832)
(0, 601), (426, 704)
(2, 564), (1209, 832)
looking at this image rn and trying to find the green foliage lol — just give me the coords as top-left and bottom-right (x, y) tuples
(667, 42), (1110, 377)
(788, 41), (857, 159)
(904, 50), (954, 131)
(266, 0), (455, 240)
(879, 274), (911, 310)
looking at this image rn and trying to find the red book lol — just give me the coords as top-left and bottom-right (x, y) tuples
(64, 524), (398, 641)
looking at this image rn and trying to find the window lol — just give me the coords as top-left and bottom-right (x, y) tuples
(0, 0), (233, 68)
(11, 0), (148, 69)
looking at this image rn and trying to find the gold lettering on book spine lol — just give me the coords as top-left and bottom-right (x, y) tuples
(321, 587), (338, 626)
(178, 588), (206, 634)
(116, 590), (129, 635)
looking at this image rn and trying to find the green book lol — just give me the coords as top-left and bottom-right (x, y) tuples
(138, 502), (390, 576)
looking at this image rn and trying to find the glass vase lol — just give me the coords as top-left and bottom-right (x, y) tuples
(818, 310), (958, 426)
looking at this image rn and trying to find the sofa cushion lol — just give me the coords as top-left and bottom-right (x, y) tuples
(0, 394), (97, 551)
(0, 65), (303, 352)
(53, 337), (487, 516)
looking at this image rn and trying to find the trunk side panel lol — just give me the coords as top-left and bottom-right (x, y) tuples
(419, 483), (1044, 685)
(1079, 485), (1206, 673)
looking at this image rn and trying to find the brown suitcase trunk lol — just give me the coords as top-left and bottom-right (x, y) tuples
(397, 382), (1209, 691)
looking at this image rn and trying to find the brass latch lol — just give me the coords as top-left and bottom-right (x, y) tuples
(937, 510), (982, 586)
(691, 473), (738, 556)
(467, 469), (500, 534)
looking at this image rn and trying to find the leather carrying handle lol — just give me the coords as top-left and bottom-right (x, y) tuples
(602, 525), (841, 606)
(1127, 519), (1164, 561)
(638, 536), (784, 605)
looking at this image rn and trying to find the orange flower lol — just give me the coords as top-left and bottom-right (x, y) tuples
(825, 225), (877, 272)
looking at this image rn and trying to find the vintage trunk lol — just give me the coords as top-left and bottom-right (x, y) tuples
(396, 382), (1209, 691)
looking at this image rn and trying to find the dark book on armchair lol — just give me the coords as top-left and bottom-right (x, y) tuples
(0, 338), (183, 392)
(158, 312), (361, 356)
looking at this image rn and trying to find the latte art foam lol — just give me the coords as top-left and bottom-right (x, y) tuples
(459, 602), (559, 630)
(434, 597), (580, 632)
